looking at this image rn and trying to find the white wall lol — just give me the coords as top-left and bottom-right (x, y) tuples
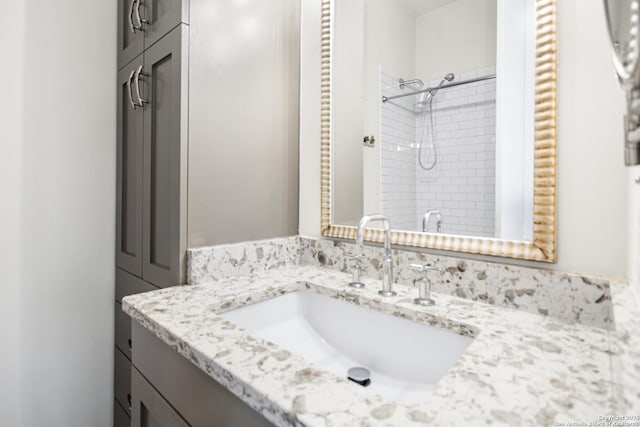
(554, 0), (626, 276)
(415, 0), (497, 82)
(0, 1), (117, 426)
(332, 0), (365, 225)
(362, 0), (417, 216)
(495, 0), (536, 241)
(300, 0), (628, 277)
(299, 0), (322, 237)
(0, 2), (25, 426)
(629, 166), (640, 301)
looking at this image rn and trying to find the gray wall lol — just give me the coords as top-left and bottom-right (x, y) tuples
(188, 0), (300, 247)
(0, 0), (117, 426)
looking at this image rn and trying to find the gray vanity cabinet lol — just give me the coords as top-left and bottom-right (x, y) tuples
(114, 399), (131, 427)
(114, 348), (132, 417)
(131, 322), (274, 427)
(131, 369), (190, 427)
(114, 26), (188, 424)
(116, 57), (144, 277)
(116, 25), (188, 287)
(118, 0), (189, 69)
(141, 25), (188, 288)
(114, 269), (159, 426)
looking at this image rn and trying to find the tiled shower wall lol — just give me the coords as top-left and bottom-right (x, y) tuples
(380, 68), (497, 237)
(380, 72), (418, 231)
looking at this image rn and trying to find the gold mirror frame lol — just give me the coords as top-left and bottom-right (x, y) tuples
(320, 0), (558, 262)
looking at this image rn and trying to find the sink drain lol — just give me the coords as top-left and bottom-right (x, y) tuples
(347, 367), (371, 387)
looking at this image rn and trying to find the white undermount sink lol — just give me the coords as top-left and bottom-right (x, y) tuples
(220, 291), (474, 405)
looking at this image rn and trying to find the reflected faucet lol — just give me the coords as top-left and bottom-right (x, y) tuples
(422, 210), (442, 233)
(356, 214), (396, 297)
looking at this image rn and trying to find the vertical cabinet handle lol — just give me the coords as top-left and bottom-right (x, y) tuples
(135, 0), (148, 27)
(128, 0), (145, 33)
(128, 0), (138, 33)
(127, 70), (137, 109)
(133, 65), (148, 107)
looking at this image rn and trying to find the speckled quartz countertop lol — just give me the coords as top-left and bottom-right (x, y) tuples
(122, 265), (638, 426)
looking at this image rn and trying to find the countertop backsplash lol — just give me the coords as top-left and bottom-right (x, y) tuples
(187, 236), (614, 330)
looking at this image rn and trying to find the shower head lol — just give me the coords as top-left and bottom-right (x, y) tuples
(428, 73), (456, 99)
(418, 72), (456, 106)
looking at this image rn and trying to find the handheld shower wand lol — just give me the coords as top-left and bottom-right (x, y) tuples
(418, 73), (455, 171)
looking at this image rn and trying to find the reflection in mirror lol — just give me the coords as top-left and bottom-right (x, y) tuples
(604, 0), (638, 82)
(604, 0), (640, 166)
(332, 0), (537, 241)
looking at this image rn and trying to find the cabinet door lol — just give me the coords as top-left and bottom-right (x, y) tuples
(115, 302), (132, 358)
(131, 369), (190, 427)
(116, 59), (144, 277)
(114, 399), (130, 427)
(115, 349), (132, 417)
(118, 0), (144, 68)
(141, 25), (188, 287)
(141, 0), (189, 50)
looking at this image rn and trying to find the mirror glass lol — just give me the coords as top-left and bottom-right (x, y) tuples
(331, 0), (537, 241)
(604, 0), (639, 81)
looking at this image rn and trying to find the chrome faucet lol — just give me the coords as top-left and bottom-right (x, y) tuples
(409, 263), (445, 306)
(356, 214), (396, 297)
(422, 210), (442, 233)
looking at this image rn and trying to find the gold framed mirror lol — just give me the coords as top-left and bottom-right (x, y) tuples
(320, 0), (558, 262)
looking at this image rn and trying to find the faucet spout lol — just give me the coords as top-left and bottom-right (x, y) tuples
(356, 214), (392, 258)
(355, 214), (396, 297)
(422, 210), (442, 233)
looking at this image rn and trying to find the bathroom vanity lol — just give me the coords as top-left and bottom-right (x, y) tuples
(115, 0), (640, 425)
(121, 236), (640, 426)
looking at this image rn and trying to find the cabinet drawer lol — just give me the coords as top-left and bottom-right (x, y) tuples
(131, 368), (190, 427)
(115, 348), (132, 417)
(132, 322), (273, 426)
(115, 303), (132, 358)
(114, 399), (130, 427)
(116, 268), (159, 303)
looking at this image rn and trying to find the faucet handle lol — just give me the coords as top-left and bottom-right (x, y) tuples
(346, 255), (366, 289)
(409, 263), (444, 274)
(409, 264), (444, 306)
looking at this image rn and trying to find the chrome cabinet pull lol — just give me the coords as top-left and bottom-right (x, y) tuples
(128, 0), (135, 33)
(129, 0), (144, 33)
(128, 0), (138, 33)
(133, 65), (148, 108)
(135, 0), (148, 27)
(127, 69), (137, 109)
